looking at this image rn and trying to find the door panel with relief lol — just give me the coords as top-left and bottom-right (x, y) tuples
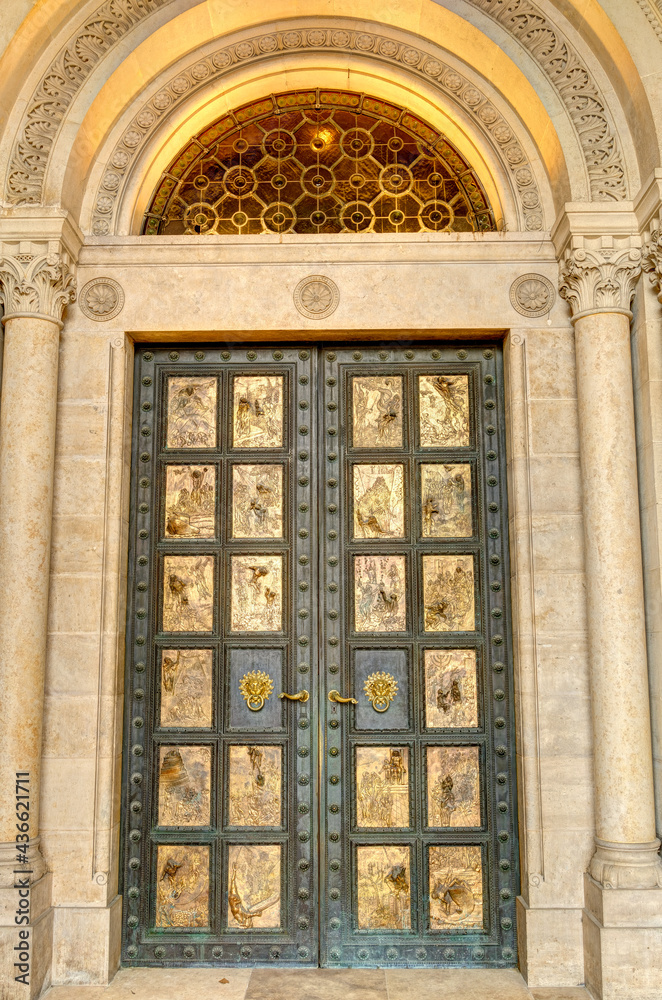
(121, 343), (518, 969)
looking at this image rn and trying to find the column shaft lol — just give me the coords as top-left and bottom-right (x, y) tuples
(574, 311), (660, 875)
(0, 316), (61, 856)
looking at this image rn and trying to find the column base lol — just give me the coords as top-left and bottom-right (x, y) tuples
(51, 895), (122, 985)
(583, 873), (662, 1000)
(0, 873), (52, 999)
(589, 839), (662, 889)
(516, 896), (585, 987)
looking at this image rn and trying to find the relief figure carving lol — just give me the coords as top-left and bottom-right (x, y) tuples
(228, 746), (281, 826)
(356, 846), (411, 929)
(233, 376), (283, 448)
(227, 845), (281, 928)
(352, 377), (403, 448)
(424, 650), (478, 728)
(165, 465), (215, 537)
(356, 747), (409, 828)
(160, 649), (213, 727)
(156, 845), (209, 928)
(353, 464), (405, 537)
(428, 845), (483, 929)
(419, 375), (470, 447)
(163, 555), (214, 632)
(158, 746), (211, 826)
(354, 555), (406, 632)
(167, 377), (217, 448)
(230, 555), (283, 631)
(421, 464), (472, 537)
(232, 464), (283, 537)
(423, 555), (475, 632)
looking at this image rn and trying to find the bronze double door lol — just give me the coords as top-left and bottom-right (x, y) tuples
(122, 342), (518, 968)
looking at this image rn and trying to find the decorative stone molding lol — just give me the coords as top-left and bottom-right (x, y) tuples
(509, 273), (555, 318)
(468, 0), (627, 201)
(636, 0), (662, 43)
(643, 226), (662, 300)
(79, 276), (125, 320)
(6, 0), (179, 204)
(590, 839), (662, 890)
(0, 241), (76, 324)
(559, 241), (642, 317)
(92, 21), (543, 236)
(294, 275), (339, 320)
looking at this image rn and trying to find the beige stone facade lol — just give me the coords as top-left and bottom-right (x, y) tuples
(1, 2), (662, 998)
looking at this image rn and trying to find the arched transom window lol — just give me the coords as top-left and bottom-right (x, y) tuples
(143, 89), (496, 235)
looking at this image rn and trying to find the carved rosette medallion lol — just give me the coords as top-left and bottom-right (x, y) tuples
(293, 275), (339, 320)
(79, 277), (125, 321)
(559, 245), (642, 317)
(509, 273), (556, 318)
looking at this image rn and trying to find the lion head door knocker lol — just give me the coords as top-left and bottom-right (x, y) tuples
(239, 670), (273, 711)
(364, 671), (398, 712)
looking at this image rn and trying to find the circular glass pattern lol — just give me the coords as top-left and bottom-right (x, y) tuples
(262, 202), (296, 233)
(224, 165), (257, 197)
(380, 164), (413, 194)
(144, 90), (495, 235)
(419, 200), (454, 231)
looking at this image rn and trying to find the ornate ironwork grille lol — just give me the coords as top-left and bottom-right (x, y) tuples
(122, 343), (518, 968)
(142, 89), (496, 236)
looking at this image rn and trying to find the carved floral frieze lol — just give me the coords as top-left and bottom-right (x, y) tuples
(6, 0), (178, 205)
(468, 0), (627, 201)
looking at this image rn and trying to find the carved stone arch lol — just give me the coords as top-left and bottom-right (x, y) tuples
(2, 0), (199, 205)
(455, 0), (638, 201)
(78, 20), (554, 236)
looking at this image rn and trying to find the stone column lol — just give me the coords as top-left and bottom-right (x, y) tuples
(559, 238), (662, 890)
(0, 240), (76, 998)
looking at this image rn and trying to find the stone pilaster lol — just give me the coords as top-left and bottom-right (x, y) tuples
(0, 236), (76, 999)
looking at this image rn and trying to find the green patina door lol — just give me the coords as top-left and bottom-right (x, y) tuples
(121, 342), (518, 968)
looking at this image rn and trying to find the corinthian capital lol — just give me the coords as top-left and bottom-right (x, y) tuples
(559, 243), (642, 318)
(643, 227), (662, 301)
(0, 240), (76, 324)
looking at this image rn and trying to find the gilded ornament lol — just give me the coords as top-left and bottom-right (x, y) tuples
(239, 669), (274, 711)
(363, 671), (399, 712)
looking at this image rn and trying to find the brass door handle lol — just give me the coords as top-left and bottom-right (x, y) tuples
(279, 690), (309, 702)
(328, 690), (357, 704)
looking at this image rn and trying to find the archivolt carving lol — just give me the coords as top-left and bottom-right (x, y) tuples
(635, 1), (662, 43)
(6, 0), (178, 205)
(467, 0), (628, 201)
(91, 23), (543, 236)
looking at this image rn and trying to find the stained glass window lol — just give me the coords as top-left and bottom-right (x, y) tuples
(142, 89), (496, 235)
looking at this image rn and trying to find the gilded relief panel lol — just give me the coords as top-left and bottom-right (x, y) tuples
(227, 845), (281, 929)
(426, 747), (480, 828)
(232, 464), (283, 538)
(422, 555), (475, 632)
(158, 746), (211, 826)
(163, 555), (214, 632)
(166, 377), (217, 449)
(428, 845), (483, 930)
(155, 845), (210, 928)
(353, 464), (405, 538)
(352, 377), (403, 448)
(160, 649), (213, 727)
(356, 846), (411, 930)
(354, 555), (406, 632)
(228, 746), (282, 827)
(165, 465), (215, 537)
(424, 650), (479, 728)
(421, 464), (472, 537)
(233, 375), (284, 449)
(230, 555), (283, 632)
(356, 747), (409, 828)
(418, 375), (470, 448)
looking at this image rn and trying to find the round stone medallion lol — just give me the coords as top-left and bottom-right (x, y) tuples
(294, 275), (340, 320)
(79, 277), (125, 322)
(509, 272), (556, 318)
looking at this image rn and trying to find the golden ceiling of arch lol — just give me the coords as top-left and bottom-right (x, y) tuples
(143, 90), (496, 235)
